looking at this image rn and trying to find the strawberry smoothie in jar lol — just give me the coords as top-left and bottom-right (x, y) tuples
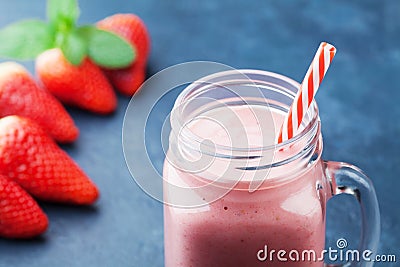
(163, 70), (380, 267)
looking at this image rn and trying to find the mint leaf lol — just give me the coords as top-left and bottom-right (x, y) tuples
(60, 30), (87, 65)
(0, 20), (53, 60)
(47, 0), (79, 27)
(80, 26), (135, 69)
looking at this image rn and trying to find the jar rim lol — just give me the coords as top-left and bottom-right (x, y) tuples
(172, 69), (320, 154)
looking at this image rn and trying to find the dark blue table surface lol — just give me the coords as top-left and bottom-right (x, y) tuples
(0, 0), (399, 266)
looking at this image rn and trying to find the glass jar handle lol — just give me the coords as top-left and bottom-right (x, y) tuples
(323, 160), (380, 267)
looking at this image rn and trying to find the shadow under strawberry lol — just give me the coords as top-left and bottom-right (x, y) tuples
(40, 202), (99, 220)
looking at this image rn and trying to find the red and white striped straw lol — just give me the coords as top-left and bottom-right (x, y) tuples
(277, 42), (337, 144)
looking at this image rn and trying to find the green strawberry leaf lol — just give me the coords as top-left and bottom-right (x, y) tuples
(0, 20), (53, 60)
(60, 30), (87, 66)
(47, 0), (80, 27)
(79, 26), (135, 69)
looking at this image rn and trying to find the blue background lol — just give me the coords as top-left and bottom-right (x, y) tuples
(0, 0), (398, 266)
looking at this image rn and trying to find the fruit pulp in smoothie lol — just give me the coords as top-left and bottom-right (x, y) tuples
(164, 104), (325, 267)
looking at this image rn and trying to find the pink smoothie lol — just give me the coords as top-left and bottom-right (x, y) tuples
(164, 105), (326, 267)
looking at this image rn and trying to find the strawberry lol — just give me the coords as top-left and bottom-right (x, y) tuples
(36, 48), (117, 114)
(98, 14), (150, 96)
(0, 62), (79, 143)
(0, 115), (99, 205)
(0, 175), (48, 239)
(98, 14), (150, 66)
(102, 59), (146, 96)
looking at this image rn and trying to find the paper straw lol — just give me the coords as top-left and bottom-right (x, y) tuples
(277, 42), (336, 143)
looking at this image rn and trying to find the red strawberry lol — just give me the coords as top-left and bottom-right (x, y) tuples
(0, 115), (99, 205)
(0, 175), (48, 239)
(97, 14), (150, 96)
(0, 62), (79, 143)
(98, 14), (150, 66)
(103, 60), (145, 96)
(36, 48), (117, 114)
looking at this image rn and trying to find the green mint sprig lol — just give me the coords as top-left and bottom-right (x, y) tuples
(0, 0), (135, 68)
